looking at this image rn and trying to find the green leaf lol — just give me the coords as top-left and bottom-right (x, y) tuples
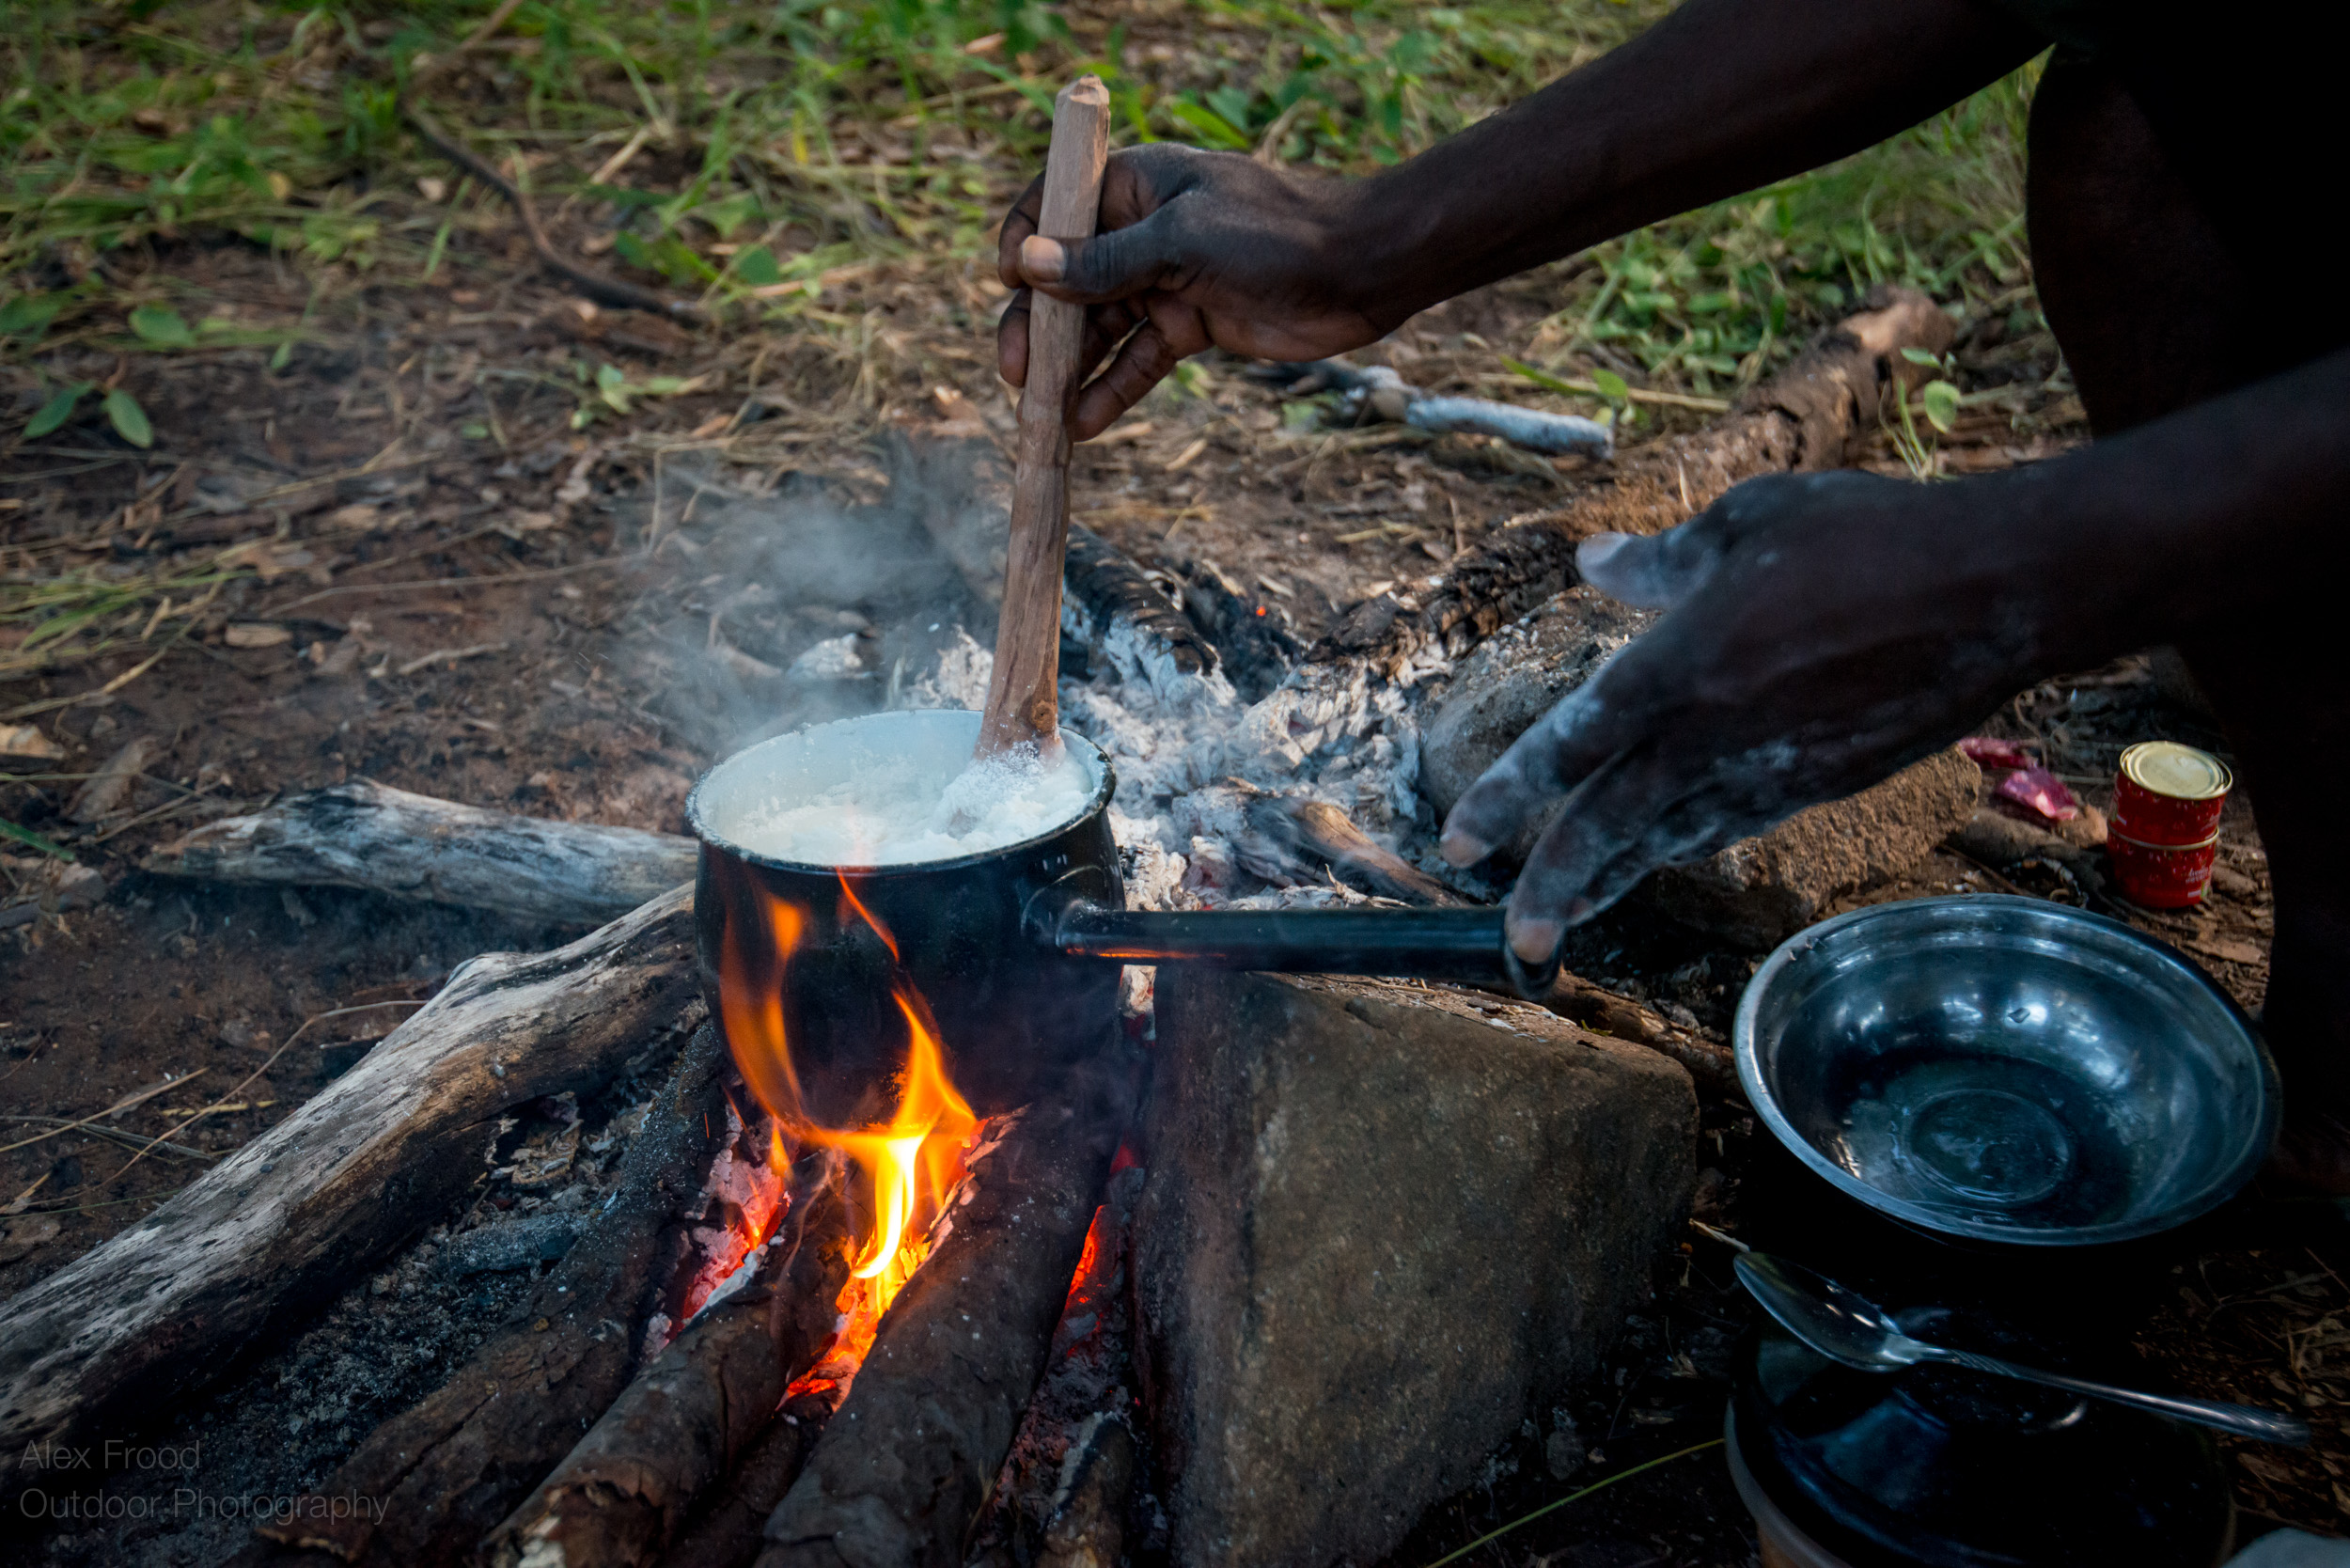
(1166, 98), (1251, 150)
(595, 363), (631, 412)
(698, 192), (761, 241)
(1590, 368), (1631, 402)
(1501, 357), (1577, 398)
(128, 304), (196, 347)
(461, 420), (491, 439)
(24, 384), (91, 439)
(735, 244), (782, 287)
(0, 292), (63, 340)
(1, 818), (75, 862)
(104, 388), (154, 447)
(1205, 86), (1255, 132)
(269, 339), (294, 371)
(1919, 379), (1962, 434)
(1899, 346), (1942, 367)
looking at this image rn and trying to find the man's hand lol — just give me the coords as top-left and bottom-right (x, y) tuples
(1440, 471), (2054, 965)
(996, 145), (1393, 439)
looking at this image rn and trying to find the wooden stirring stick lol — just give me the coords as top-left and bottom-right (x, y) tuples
(974, 75), (1111, 761)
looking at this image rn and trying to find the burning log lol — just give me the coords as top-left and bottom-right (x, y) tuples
(1303, 286), (1957, 683)
(1062, 521), (1218, 682)
(144, 778), (697, 926)
(248, 1023), (760, 1566)
(654, 1387), (845, 1568)
(0, 886), (700, 1484)
(756, 1068), (1136, 1568)
(1231, 781), (1465, 906)
(483, 1151), (857, 1568)
(965, 1166), (1145, 1568)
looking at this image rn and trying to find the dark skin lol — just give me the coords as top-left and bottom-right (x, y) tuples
(996, 0), (2350, 1185)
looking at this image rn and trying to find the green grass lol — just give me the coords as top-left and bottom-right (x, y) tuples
(0, 0), (2041, 401)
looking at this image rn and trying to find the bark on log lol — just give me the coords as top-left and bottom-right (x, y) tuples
(0, 886), (701, 1484)
(1541, 971), (1737, 1097)
(964, 1166), (1143, 1568)
(145, 779), (697, 926)
(655, 1387), (844, 1568)
(1062, 522), (1216, 679)
(249, 1022), (748, 1566)
(485, 1151), (857, 1568)
(756, 1067), (1136, 1568)
(1306, 286), (1956, 682)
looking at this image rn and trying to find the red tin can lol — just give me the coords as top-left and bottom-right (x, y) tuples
(2109, 742), (2232, 908)
(2113, 742), (2231, 844)
(2107, 829), (2221, 909)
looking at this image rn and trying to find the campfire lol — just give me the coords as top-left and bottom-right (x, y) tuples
(0, 282), (1966, 1568)
(721, 872), (982, 1347)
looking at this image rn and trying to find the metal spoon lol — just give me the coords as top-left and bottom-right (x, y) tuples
(1734, 1251), (2311, 1446)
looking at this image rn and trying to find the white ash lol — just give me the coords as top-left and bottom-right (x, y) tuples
(899, 606), (1453, 912)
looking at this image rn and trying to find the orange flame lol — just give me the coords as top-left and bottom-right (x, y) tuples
(718, 868), (978, 1336)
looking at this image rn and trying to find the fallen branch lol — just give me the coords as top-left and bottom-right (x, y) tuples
(400, 86), (704, 323)
(485, 1151), (857, 1568)
(145, 779), (696, 926)
(1264, 360), (1614, 459)
(1305, 287), (1956, 682)
(756, 1067), (1137, 1568)
(251, 1020), (744, 1566)
(1541, 972), (1736, 1096)
(0, 886), (700, 1482)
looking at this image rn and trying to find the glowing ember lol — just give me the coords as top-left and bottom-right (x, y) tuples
(719, 870), (980, 1361)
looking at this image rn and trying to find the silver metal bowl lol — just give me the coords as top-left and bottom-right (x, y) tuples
(1735, 896), (2277, 1246)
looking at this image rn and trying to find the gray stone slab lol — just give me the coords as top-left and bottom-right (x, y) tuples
(1134, 971), (1696, 1568)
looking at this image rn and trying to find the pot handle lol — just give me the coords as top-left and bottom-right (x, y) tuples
(1026, 892), (1559, 999)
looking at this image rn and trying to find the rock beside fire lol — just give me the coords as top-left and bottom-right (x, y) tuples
(1417, 585), (1659, 837)
(1135, 971), (1696, 1568)
(1637, 746), (1982, 949)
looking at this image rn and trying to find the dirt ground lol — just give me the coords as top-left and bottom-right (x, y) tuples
(6, 234), (2342, 1564)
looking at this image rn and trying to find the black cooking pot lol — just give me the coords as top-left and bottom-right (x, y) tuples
(687, 711), (1550, 1121)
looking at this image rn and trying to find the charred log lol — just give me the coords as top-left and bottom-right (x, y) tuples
(0, 887), (700, 1483)
(145, 779), (697, 926)
(1233, 784), (1465, 907)
(1032, 1416), (1136, 1568)
(248, 1023), (752, 1566)
(654, 1387), (845, 1568)
(484, 1151), (857, 1568)
(1542, 971), (1737, 1096)
(964, 1166), (1143, 1568)
(1061, 522), (1217, 680)
(1304, 287), (1956, 682)
(1167, 556), (1304, 703)
(756, 1066), (1137, 1568)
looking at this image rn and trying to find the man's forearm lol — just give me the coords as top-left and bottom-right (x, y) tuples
(1975, 346), (2350, 670)
(1345, 0), (2042, 318)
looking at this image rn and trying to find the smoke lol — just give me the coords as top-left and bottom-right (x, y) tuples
(608, 435), (1452, 912)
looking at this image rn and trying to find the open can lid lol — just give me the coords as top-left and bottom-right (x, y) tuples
(2121, 740), (2232, 801)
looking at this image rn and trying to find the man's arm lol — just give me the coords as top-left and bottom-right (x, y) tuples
(1439, 345), (2350, 963)
(999, 0), (2043, 434)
